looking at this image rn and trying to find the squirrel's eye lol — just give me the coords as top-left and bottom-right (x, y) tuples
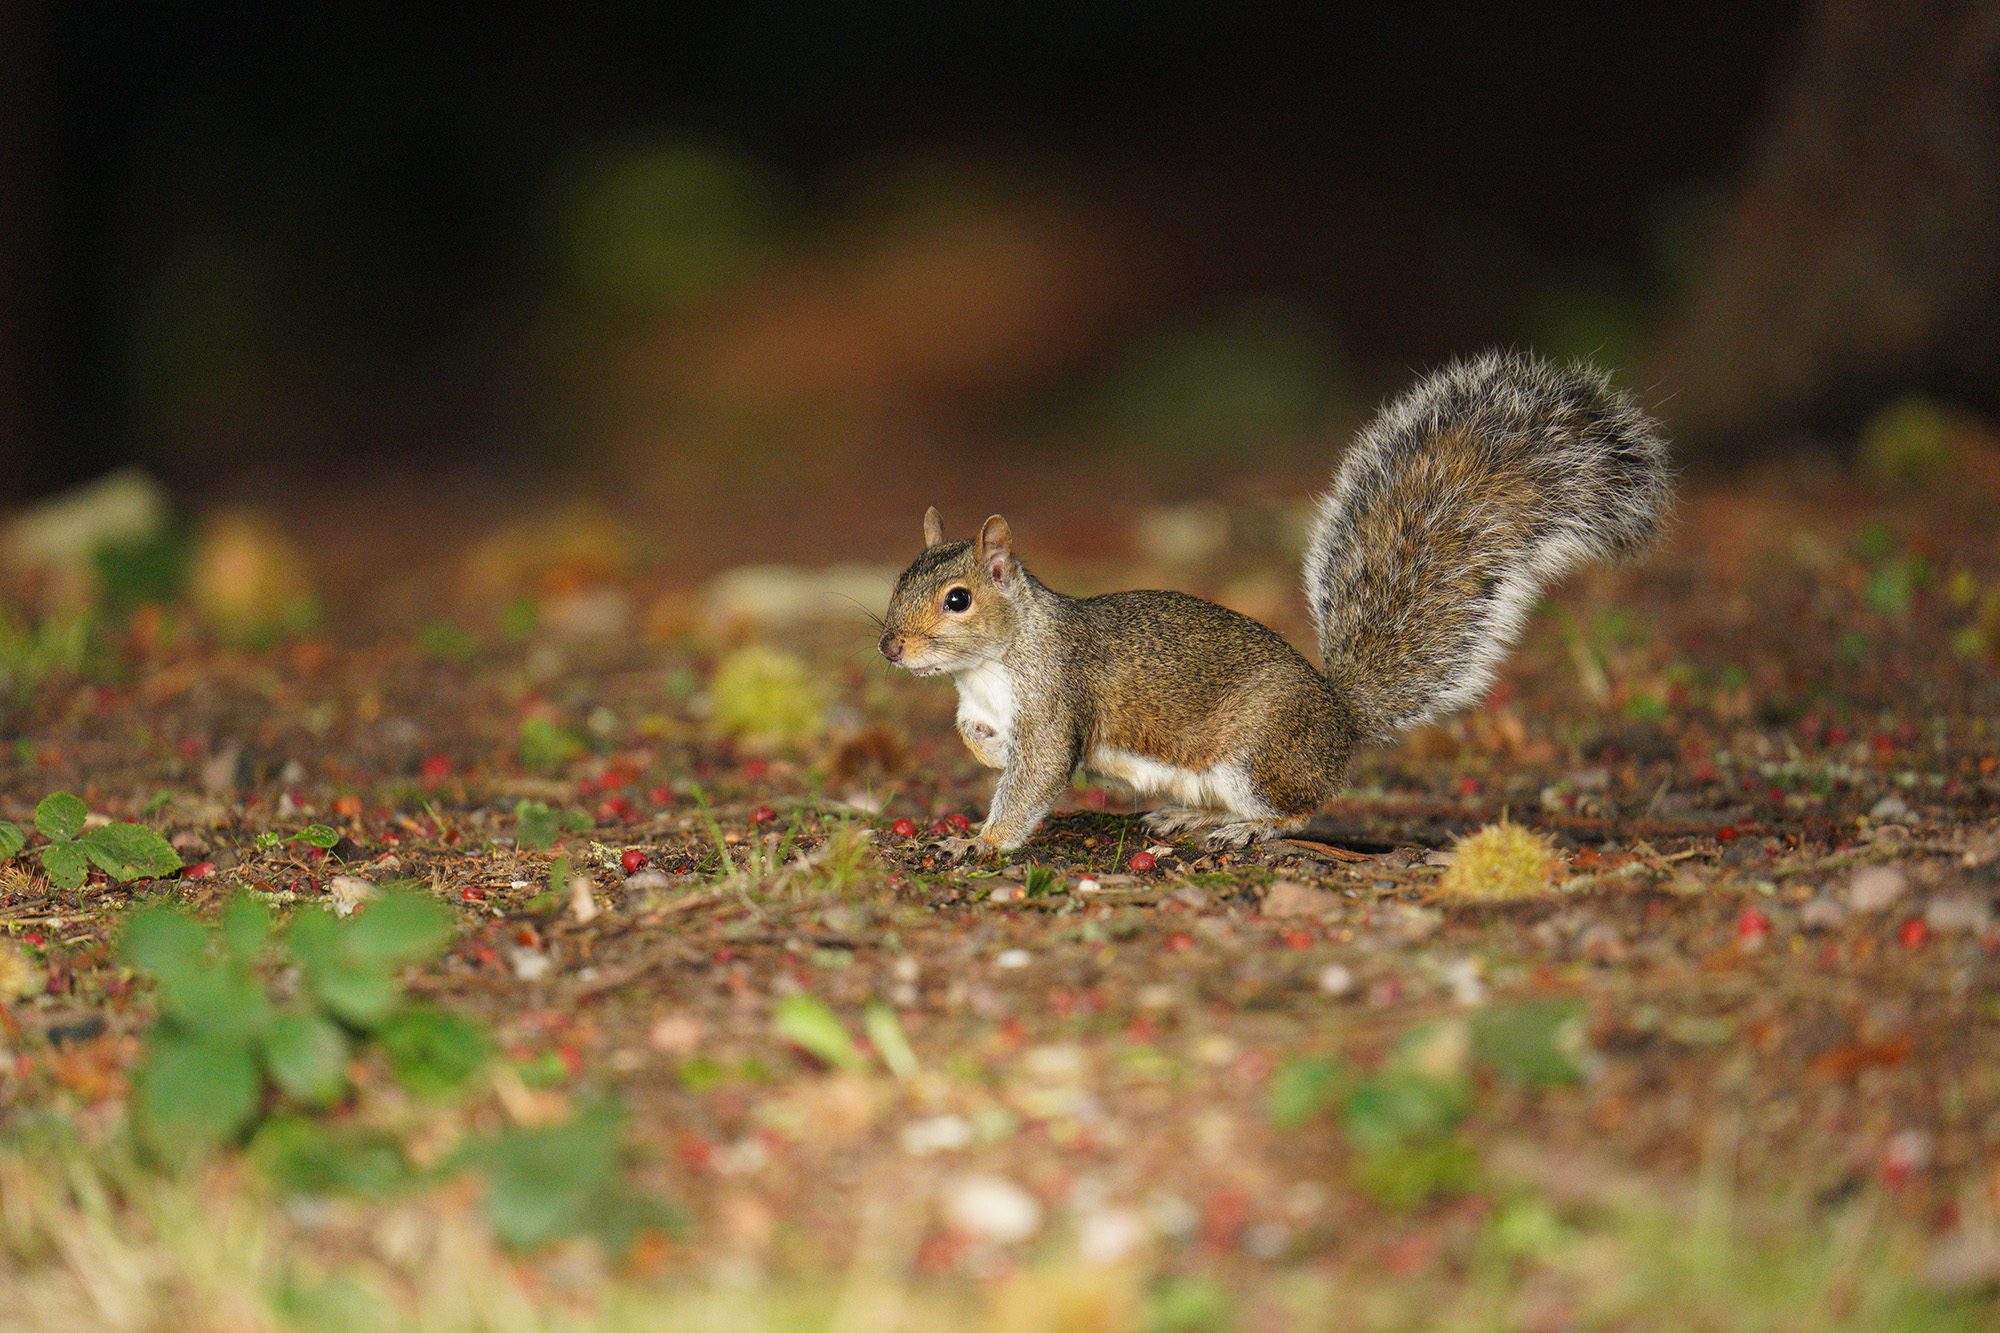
(943, 587), (971, 613)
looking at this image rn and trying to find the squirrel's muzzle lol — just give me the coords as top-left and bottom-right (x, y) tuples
(879, 632), (905, 663)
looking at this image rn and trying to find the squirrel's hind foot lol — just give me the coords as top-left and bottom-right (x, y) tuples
(1141, 806), (1230, 839)
(1204, 818), (1305, 851)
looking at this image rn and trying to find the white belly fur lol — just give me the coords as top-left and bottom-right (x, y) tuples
(952, 660), (1016, 761)
(1085, 747), (1269, 817)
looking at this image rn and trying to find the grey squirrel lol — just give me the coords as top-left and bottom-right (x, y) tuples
(879, 351), (1673, 853)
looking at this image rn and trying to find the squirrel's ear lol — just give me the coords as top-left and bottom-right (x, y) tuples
(923, 506), (945, 549)
(977, 514), (1015, 584)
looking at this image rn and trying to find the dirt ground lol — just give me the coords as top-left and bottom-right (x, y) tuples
(3, 455), (1999, 1329)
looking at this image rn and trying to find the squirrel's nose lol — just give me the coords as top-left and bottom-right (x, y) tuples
(879, 632), (904, 662)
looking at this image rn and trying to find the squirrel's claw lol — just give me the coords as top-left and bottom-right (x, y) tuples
(937, 834), (991, 862)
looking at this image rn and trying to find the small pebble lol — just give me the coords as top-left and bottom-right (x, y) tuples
(1925, 894), (1993, 933)
(943, 1174), (1042, 1244)
(1869, 794), (1913, 822)
(509, 948), (551, 982)
(1798, 896), (1847, 931)
(1077, 1207), (1146, 1264)
(328, 874), (376, 916)
(1316, 963), (1355, 996)
(1442, 957), (1488, 1006)
(995, 948), (1032, 969)
(1848, 865), (1909, 913)
(899, 1114), (974, 1156)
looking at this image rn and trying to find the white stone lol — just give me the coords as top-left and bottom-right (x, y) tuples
(1848, 865), (1910, 913)
(1077, 1207), (1146, 1263)
(1316, 963), (1355, 997)
(943, 1174), (1042, 1244)
(899, 1115), (974, 1156)
(327, 875), (376, 916)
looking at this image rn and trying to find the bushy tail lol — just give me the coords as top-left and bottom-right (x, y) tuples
(1305, 351), (1671, 740)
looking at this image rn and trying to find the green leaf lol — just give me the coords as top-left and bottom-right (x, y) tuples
(34, 791), (87, 841)
(1355, 1136), (1480, 1208)
(219, 894), (271, 961)
(0, 821), (23, 860)
(305, 958), (400, 1030)
(863, 1002), (918, 1080)
(120, 903), (207, 979)
(284, 902), (336, 954)
(1267, 1057), (1345, 1129)
(263, 1011), (351, 1107)
(40, 842), (89, 890)
(585, 1189), (688, 1256)
(344, 892), (455, 967)
(291, 824), (340, 850)
(1471, 999), (1590, 1086)
(158, 964), (272, 1042)
(253, 1116), (415, 1199)
(772, 993), (865, 1072)
(1144, 1276), (1235, 1333)
(381, 1006), (491, 1098)
(133, 1031), (261, 1160)
(518, 715), (585, 774)
(1340, 1071), (1468, 1155)
(477, 1101), (625, 1249)
(78, 822), (182, 881)
(515, 800), (561, 851)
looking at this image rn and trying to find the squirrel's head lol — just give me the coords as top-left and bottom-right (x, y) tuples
(879, 507), (1023, 675)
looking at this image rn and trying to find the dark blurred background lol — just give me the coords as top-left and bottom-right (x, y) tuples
(3, 1), (1997, 588)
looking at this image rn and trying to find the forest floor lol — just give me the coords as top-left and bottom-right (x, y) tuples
(2, 453), (1999, 1330)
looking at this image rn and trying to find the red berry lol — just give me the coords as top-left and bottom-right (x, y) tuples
(23, 932), (44, 947)
(1129, 851), (1158, 872)
(946, 813), (972, 833)
(751, 805), (777, 826)
(184, 860), (216, 880)
(1899, 918), (1929, 949)
(419, 753), (453, 781)
(648, 785), (674, 806)
(620, 849), (648, 875)
(891, 817), (918, 838)
(1165, 932), (1194, 952)
(1736, 907), (1770, 941)
(460, 886), (485, 902)
(1282, 929), (1314, 950)
(742, 757), (770, 781)
(1717, 825), (1739, 843)
(1454, 776), (1480, 797)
